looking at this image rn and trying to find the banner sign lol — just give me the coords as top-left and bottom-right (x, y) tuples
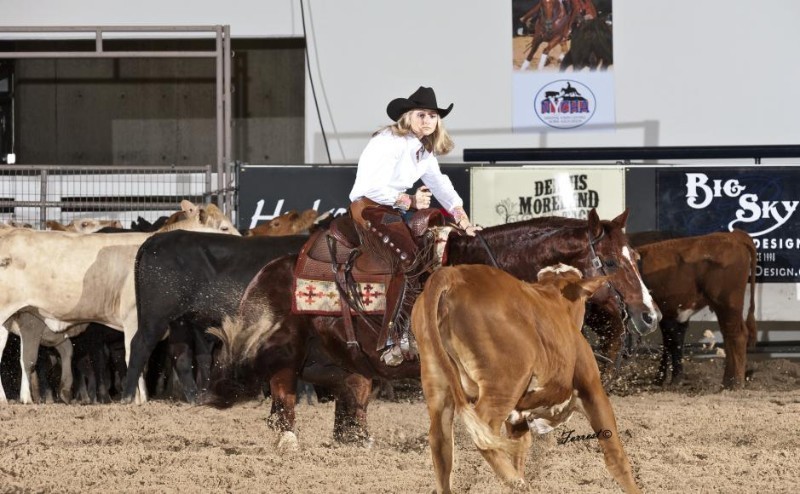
(470, 167), (625, 227)
(656, 167), (800, 283)
(511, 0), (615, 132)
(237, 165), (470, 230)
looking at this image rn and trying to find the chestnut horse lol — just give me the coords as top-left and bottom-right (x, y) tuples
(207, 210), (660, 447)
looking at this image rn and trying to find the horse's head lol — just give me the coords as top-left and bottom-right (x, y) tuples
(584, 209), (661, 336)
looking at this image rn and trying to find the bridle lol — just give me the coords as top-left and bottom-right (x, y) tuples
(586, 227), (638, 375)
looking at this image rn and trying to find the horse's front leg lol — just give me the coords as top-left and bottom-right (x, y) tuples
(301, 358), (374, 445)
(333, 373), (373, 444)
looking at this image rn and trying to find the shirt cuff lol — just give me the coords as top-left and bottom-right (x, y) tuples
(394, 193), (412, 211)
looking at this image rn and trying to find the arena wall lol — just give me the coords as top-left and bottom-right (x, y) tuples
(2, 1), (799, 164)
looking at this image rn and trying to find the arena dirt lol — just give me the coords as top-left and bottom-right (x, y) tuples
(0, 358), (798, 493)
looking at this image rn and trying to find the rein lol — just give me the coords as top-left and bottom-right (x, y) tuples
(587, 227), (632, 376)
(475, 230), (499, 269)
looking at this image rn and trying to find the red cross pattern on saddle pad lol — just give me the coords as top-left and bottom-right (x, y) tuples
(294, 279), (386, 315)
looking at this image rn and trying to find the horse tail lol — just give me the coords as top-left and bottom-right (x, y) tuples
(739, 230), (758, 347)
(412, 267), (517, 456)
(204, 312), (282, 409)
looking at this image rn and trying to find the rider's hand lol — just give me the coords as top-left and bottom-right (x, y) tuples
(411, 186), (432, 210)
(462, 223), (483, 237)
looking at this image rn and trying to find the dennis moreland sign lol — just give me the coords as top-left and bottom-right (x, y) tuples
(656, 167), (800, 283)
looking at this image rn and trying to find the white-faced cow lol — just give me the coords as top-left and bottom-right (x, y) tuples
(0, 313), (87, 403)
(0, 200), (240, 404)
(46, 218), (124, 233)
(412, 264), (640, 493)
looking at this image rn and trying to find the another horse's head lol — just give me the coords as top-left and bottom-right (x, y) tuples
(583, 209), (661, 336)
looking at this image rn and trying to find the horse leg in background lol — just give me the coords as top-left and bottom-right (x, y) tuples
(370, 378), (397, 402)
(655, 319), (680, 386)
(669, 321), (689, 385)
(333, 373), (372, 444)
(300, 346), (374, 444)
(296, 379), (315, 406)
(301, 366), (373, 443)
(716, 309), (748, 389)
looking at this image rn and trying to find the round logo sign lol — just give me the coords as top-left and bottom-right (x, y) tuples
(534, 79), (596, 129)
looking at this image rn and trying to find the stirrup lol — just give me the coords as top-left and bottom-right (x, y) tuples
(381, 345), (404, 367)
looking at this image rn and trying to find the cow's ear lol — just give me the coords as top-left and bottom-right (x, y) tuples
(180, 199), (196, 213)
(47, 220), (67, 231)
(561, 276), (607, 302)
(612, 209), (630, 229)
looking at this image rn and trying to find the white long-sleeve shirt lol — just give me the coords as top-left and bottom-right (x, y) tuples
(349, 130), (464, 214)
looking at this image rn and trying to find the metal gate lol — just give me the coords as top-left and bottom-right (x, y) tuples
(0, 164), (213, 229)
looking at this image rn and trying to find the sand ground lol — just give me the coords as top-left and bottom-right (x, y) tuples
(1, 357), (798, 493)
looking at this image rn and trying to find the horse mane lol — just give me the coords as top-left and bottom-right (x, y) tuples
(480, 216), (591, 242)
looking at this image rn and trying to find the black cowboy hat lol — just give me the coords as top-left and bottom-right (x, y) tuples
(386, 86), (453, 122)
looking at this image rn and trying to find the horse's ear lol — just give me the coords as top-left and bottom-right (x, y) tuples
(612, 209), (630, 229)
(587, 208), (603, 239)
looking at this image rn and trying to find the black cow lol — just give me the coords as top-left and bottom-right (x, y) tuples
(71, 322), (127, 404)
(125, 231), (309, 404)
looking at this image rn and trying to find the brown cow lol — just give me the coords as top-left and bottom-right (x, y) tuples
(635, 230), (757, 389)
(412, 264), (640, 493)
(246, 209), (328, 236)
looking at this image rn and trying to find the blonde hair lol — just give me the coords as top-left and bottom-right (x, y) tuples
(373, 110), (455, 156)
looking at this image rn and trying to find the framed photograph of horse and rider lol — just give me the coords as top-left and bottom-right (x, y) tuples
(512, 0), (615, 132)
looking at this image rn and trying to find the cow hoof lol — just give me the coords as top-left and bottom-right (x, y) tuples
(277, 431), (300, 452)
(59, 390), (72, 405)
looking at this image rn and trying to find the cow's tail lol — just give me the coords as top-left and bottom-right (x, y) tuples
(415, 269), (518, 456)
(204, 312), (282, 409)
(736, 229), (758, 347)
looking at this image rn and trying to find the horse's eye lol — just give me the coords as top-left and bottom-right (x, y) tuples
(604, 259), (617, 269)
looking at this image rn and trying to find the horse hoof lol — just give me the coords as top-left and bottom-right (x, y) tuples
(277, 431), (300, 452)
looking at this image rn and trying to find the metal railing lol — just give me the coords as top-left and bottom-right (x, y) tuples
(0, 164), (212, 229)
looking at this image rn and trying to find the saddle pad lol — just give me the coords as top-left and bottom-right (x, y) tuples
(292, 278), (386, 315)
